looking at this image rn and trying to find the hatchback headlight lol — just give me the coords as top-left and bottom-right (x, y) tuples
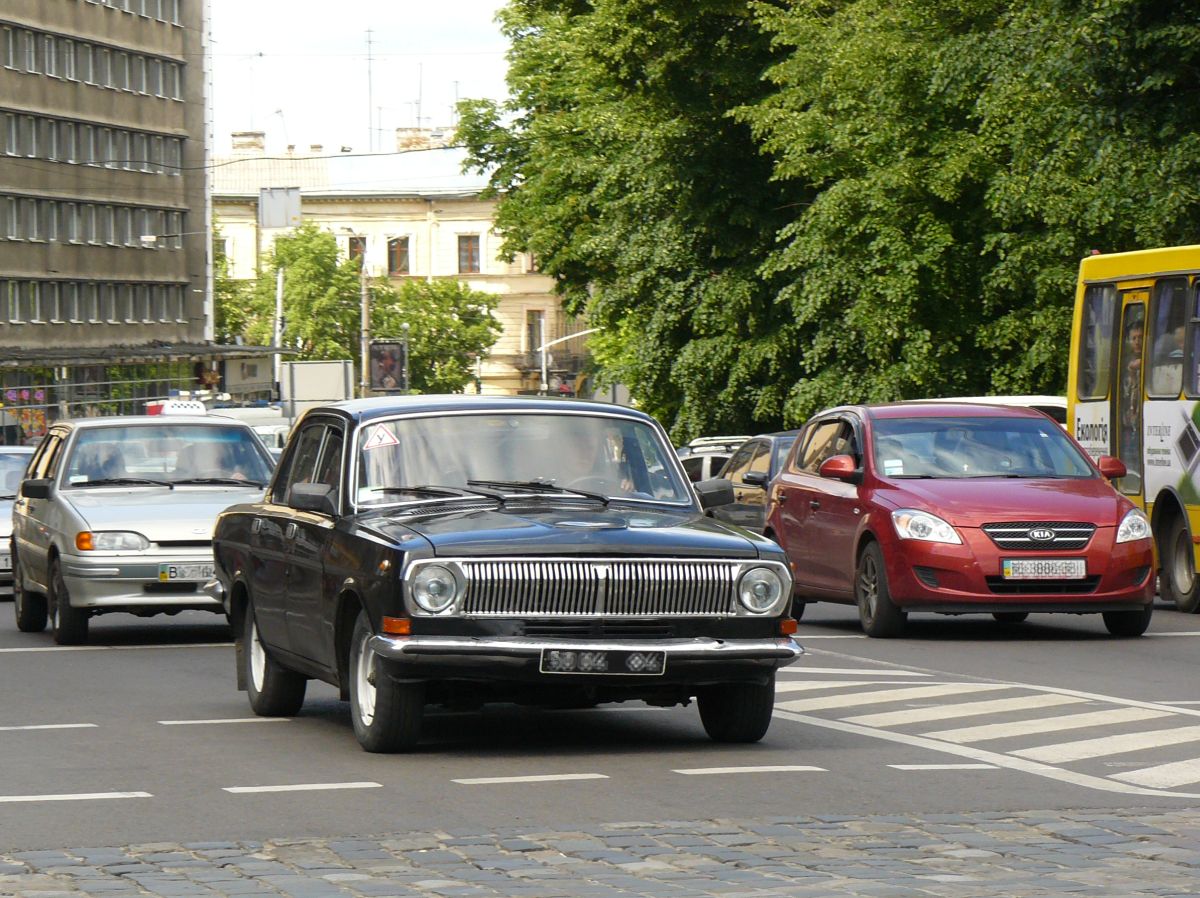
(76, 531), (150, 551)
(737, 566), (786, 614)
(410, 564), (462, 614)
(891, 509), (962, 544)
(1115, 508), (1151, 544)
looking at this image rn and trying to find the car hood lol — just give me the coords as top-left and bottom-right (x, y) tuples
(65, 487), (266, 541)
(361, 503), (765, 558)
(878, 476), (1126, 527)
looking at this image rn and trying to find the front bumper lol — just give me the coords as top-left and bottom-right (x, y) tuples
(61, 552), (223, 612)
(369, 634), (803, 687)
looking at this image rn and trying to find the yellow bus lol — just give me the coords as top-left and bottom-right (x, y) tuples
(1068, 245), (1200, 611)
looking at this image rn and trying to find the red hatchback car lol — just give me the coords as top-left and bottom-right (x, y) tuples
(765, 403), (1155, 637)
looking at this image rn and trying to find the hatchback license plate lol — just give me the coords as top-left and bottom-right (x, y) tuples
(1002, 558), (1086, 580)
(159, 563), (214, 582)
(540, 648), (667, 676)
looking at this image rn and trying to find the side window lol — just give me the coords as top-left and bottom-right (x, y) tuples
(278, 424), (325, 505)
(722, 443), (756, 482)
(29, 432), (62, 480)
(746, 442), (771, 477)
(1147, 277), (1188, 398)
(799, 422), (841, 473)
(681, 456), (703, 482)
(1188, 278), (1200, 399)
(41, 434), (65, 479)
(1078, 284), (1118, 400)
(830, 422), (857, 461)
(313, 427), (344, 497)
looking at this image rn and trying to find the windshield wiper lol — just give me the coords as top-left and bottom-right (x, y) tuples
(367, 484), (506, 503)
(73, 477), (174, 488)
(172, 477), (265, 487)
(0, 493), (15, 500)
(467, 479), (609, 505)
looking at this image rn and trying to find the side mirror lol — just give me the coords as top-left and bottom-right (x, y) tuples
(21, 479), (51, 500)
(818, 454), (861, 483)
(1096, 455), (1127, 481)
(694, 477), (734, 510)
(741, 470), (769, 488)
(290, 482), (337, 515)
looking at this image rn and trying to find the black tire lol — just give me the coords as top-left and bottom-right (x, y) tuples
(791, 598), (807, 621)
(244, 598), (306, 716)
(49, 558), (88, 645)
(856, 542), (906, 638)
(1103, 605), (1153, 638)
(1160, 517), (1200, 613)
(992, 611), (1029, 624)
(12, 553), (47, 633)
(348, 609), (423, 753)
(698, 675), (776, 743)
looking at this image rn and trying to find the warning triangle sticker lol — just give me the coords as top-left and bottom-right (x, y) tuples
(363, 424), (400, 450)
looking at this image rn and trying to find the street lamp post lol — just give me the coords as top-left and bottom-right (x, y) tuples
(401, 322), (410, 392)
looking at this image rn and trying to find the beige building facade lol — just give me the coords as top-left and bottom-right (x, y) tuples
(212, 134), (593, 397)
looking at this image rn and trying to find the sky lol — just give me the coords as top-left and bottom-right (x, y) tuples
(208, 0), (510, 155)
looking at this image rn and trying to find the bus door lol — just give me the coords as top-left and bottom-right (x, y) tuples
(1115, 295), (1147, 495)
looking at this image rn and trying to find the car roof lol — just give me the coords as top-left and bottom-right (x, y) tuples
(318, 394), (660, 426)
(56, 415), (256, 430)
(867, 402), (1049, 420)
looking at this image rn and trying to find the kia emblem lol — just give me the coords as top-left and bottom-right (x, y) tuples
(1028, 528), (1055, 541)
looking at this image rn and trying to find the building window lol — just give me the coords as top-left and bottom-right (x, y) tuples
(348, 236), (365, 262)
(387, 237), (409, 275)
(458, 234), (480, 274)
(526, 309), (545, 353)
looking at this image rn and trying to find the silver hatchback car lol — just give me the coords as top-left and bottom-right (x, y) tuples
(11, 414), (274, 643)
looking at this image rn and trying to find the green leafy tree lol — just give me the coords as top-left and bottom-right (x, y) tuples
(212, 222), (256, 345)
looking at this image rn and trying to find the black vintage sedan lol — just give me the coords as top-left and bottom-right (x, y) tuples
(210, 395), (802, 752)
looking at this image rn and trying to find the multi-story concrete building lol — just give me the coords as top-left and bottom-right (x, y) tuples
(0, 1), (262, 442)
(212, 131), (594, 397)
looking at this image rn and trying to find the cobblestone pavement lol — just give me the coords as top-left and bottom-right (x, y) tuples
(4, 809), (1200, 898)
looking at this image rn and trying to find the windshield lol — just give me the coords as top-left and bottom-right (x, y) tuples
(0, 450), (30, 495)
(64, 424), (274, 487)
(356, 413), (691, 506)
(872, 416), (1095, 479)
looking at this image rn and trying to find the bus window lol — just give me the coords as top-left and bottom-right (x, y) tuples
(1189, 279), (1200, 398)
(1116, 300), (1145, 494)
(1078, 284), (1117, 400)
(1147, 278), (1188, 398)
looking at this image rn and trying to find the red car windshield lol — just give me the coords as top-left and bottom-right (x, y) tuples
(872, 416), (1095, 479)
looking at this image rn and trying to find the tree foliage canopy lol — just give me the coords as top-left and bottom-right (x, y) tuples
(459, 0), (1200, 439)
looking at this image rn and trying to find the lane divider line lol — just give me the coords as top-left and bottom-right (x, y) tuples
(0, 791), (152, 803)
(453, 774), (608, 785)
(0, 723), (98, 731)
(223, 782), (382, 794)
(672, 765), (826, 775)
(159, 718), (290, 726)
(889, 764), (997, 771)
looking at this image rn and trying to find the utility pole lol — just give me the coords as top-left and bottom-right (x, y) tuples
(366, 29), (374, 152)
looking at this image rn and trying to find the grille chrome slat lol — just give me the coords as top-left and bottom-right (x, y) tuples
(981, 521), (1097, 551)
(459, 558), (740, 617)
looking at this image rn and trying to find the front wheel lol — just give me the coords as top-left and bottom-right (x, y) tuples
(856, 542), (906, 638)
(244, 598), (306, 716)
(698, 675), (776, 743)
(1103, 606), (1152, 638)
(790, 598), (807, 621)
(348, 610), (424, 753)
(12, 554), (47, 633)
(992, 611), (1029, 624)
(1160, 517), (1200, 613)
(49, 558), (88, 645)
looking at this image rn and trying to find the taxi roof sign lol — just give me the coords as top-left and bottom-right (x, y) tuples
(145, 399), (207, 416)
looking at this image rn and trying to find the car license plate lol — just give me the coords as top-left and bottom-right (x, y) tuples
(540, 648), (667, 676)
(159, 563), (214, 582)
(1002, 558), (1086, 580)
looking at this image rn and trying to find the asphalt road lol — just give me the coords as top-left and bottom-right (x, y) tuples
(3, 598), (1200, 856)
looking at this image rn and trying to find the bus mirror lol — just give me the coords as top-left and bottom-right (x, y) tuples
(1096, 455), (1126, 480)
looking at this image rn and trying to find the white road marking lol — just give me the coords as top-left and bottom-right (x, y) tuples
(0, 643), (229, 653)
(159, 718), (290, 726)
(0, 723), (98, 731)
(672, 765), (826, 775)
(223, 782), (382, 794)
(779, 667), (931, 677)
(776, 680), (908, 694)
(846, 693), (1086, 728)
(1143, 631), (1200, 637)
(794, 634), (866, 639)
(0, 791), (152, 803)
(452, 774), (608, 785)
(1014, 725), (1200, 763)
(925, 707), (1172, 744)
(889, 764), (997, 771)
(777, 683), (1009, 713)
(1113, 758), (1200, 789)
(1153, 700), (1200, 706)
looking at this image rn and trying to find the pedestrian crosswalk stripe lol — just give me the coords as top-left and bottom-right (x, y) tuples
(846, 693), (1086, 728)
(925, 706), (1172, 744)
(777, 666), (931, 677)
(776, 683), (1009, 713)
(1112, 757), (1200, 789)
(776, 680), (933, 694)
(1014, 725), (1200, 763)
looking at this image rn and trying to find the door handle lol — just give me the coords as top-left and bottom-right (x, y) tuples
(285, 522), (297, 540)
(251, 518), (262, 534)
(809, 501), (821, 510)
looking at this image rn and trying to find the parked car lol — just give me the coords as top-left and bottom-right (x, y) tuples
(210, 396), (801, 752)
(703, 432), (801, 533)
(11, 412), (275, 643)
(0, 445), (36, 600)
(764, 402), (1154, 637)
(676, 436), (751, 483)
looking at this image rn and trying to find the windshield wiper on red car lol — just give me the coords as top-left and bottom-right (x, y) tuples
(73, 477), (174, 488)
(172, 477), (265, 487)
(467, 479), (609, 505)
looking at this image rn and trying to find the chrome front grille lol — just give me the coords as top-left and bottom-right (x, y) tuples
(981, 521), (1096, 551)
(459, 558), (740, 617)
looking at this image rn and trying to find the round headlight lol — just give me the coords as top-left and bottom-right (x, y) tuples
(410, 564), (461, 614)
(737, 567), (785, 614)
